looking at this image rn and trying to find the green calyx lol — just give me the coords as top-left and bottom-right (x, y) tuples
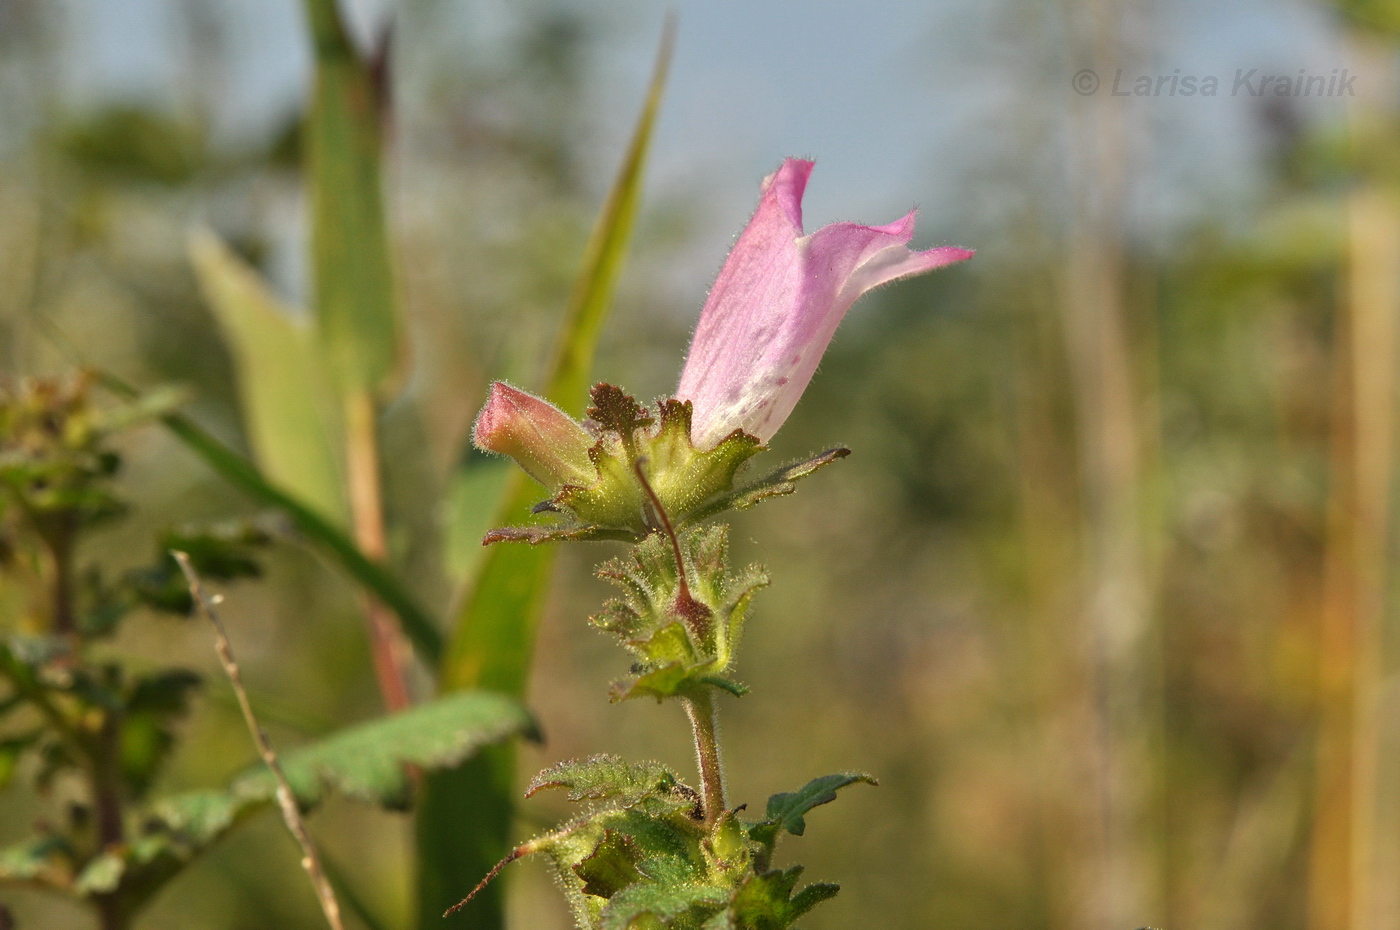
(453, 756), (874, 930)
(483, 383), (849, 546)
(593, 524), (766, 702)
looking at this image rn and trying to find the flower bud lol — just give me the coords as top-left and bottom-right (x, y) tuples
(473, 382), (596, 490)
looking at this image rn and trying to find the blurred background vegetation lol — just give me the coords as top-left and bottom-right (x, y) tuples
(4, 1), (1400, 929)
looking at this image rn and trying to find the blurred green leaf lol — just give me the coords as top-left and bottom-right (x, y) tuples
(123, 522), (269, 618)
(0, 834), (74, 889)
(443, 458), (512, 584)
(98, 368), (444, 665)
(235, 689), (538, 810)
(1330, 0), (1400, 35)
(0, 732), (40, 789)
(302, 0), (398, 394)
(0, 691), (532, 911)
(419, 19), (675, 929)
(120, 670), (202, 797)
(190, 229), (348, 525)
(57, 105), (206, 186)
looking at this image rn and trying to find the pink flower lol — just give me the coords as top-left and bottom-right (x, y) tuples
(473, 382), (596, 490)
(677, 158), (973, 450)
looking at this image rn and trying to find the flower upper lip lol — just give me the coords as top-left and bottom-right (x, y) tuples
(675, 157), (973, 450)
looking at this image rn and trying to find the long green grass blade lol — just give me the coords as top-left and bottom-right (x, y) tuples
(97, 371), (443, 666)
(416, 18), (676, 929)
(302, 0), (398, 394)
(189, 228), (349, 526)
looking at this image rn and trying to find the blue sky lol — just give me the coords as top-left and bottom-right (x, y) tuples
(62, 0), (1357, 252)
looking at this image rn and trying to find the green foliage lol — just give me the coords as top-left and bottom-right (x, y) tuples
(302, 0), (399, 394)
(121, 523), (269, 618)
(189, 229), (349, 524)
(1330, 0), (1400, 36)
(421, 21), (675, 930)
(236, 690), (538, 810)
(0, 373), (129, 535)
(526, 755), (693, 809)
(485, 387), (847, 545)
(680, 447), (852, 527)
(0, 688), (532, 920)
(102, 369), (445, 664)
(119, 670), (203, 797)
(593, 524), (766, 702)
(726, 867), (839, 930)
(462, 764), (865, 930)
(56, 106), (207, 187)
(746, 774), (878, 858)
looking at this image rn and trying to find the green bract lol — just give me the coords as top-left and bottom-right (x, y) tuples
(481, 383), (848, 545)
(455, 756), (874, 930)
(594, 524), (766, 702)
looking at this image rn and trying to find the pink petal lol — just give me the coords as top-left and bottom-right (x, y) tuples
(677, 159), (972, 449)
(473, 382), (596, 490)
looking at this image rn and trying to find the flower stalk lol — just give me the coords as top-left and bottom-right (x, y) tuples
(684, 689), (727, 825)
(453, 158), (968, 929)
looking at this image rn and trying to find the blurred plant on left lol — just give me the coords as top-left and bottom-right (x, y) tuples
(0, 372), (266, 929)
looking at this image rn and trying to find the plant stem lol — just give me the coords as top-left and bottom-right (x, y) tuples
(683, 689), (726, 825)
(40, 520), (77, 636)
(175, 552), (347, 930)
(344, 391), (413, 712)
(94, 896), (127, 930)
(92, 707), (125, 849)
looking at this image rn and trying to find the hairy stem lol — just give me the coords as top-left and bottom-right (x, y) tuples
(684, 689), (726, 825)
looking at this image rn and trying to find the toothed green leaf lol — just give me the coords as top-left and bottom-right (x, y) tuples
(762, 773), (877, 838)
(236, 690), (537, 810)
(526, 755), (682, 808)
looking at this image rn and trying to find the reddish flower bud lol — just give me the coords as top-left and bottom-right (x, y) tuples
(473, 382), (596, 490)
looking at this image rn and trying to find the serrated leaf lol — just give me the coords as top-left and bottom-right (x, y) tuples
(574, 830), (644, 898)
(190, 228), (348, 524)
(611, 662), (694, 703)
(525, 755), (681, 807)
(762, 773), (877, 838)
(731, 867), (839, 930)
(422, 20), (674, 930)
(236, 690), (537, 811)
(599, 879), (729, 930)
(150, 789), (253, 845)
